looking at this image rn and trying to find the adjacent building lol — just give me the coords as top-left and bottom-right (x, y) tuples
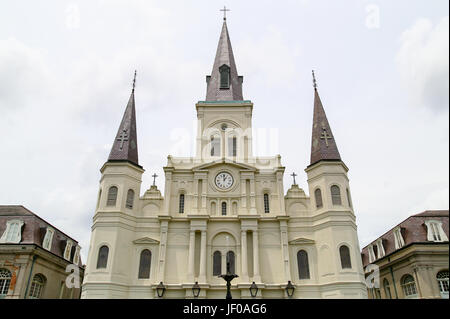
(0, 205), (84, 299)
(361, 210), (449, 299)
(81, 17), (367, 299)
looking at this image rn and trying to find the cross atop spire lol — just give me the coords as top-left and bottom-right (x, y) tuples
(132, 70), (137, 93)
(220, 6), (230, 20)
(312, 70), (317, 90)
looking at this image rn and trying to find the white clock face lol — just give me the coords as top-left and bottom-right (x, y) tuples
(215, 172), (234, 190)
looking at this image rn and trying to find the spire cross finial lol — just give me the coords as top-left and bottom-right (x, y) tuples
(132, 70), (137, 93)
(312, 70), (317, 90)
(320, 126), (332, 147)
(291, 172), (298, 185)
(152, 173), (158, 186)
(220, 6), (230, 20)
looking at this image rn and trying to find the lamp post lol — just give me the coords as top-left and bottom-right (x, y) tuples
(156, 281), (166, 298)
(219, 261), (238, 299)
(249, 281), (258, 298)
(192, 281), (201, 298)
(285, 280), (295, 298)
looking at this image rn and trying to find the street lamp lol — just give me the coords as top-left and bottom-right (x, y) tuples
(285, 280), (295, 298)
(249, 281), (258, 298)
(156, 281), (166, 298)
(192, 281), (201, 298)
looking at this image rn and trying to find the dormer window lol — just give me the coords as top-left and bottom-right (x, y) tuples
(64, 240), (73, 261)
(375, 239), (385, 258)
(42, 227), (55, 251)
(393, 227), (405, 249)
(424, 220), (448, 242)
(219, 64), (230, 89)
(368, 245), (376, 263)
(0, 219), (24, 244)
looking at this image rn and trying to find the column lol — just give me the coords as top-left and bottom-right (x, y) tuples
(249, 177), (256, 214)
(199, 230), (207, 282)
(201, 177), (207, 213)
(157, 219), (169, 282)
(277, 171), (286, 214)
(163, 172), (172, 214)
(241, 230), (249, 281)
(187, 230), (196, 282)
(279, 219), (291, 282)
(253, 230), (261, 282)
(240, 176), (247, 213)
(193, 178), (198, 210)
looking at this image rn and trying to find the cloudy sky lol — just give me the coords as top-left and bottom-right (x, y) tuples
(0, 0), (448, 263)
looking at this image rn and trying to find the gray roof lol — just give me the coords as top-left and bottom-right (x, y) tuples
(107, 91), (139, 167)
(205, 20), (243, 101)
(309, 88), (342, 166)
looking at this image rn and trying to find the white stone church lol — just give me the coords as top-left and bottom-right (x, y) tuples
(81, 17), (368, 299)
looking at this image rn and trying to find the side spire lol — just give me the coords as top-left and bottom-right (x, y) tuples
(310, 70), (342, 166)
(107, 71), (140, 167)
(205, 12), (243, 101)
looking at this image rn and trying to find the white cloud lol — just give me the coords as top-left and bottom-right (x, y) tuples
(397, 16), (449, 111)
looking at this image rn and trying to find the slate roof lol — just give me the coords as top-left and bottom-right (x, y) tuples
(0, 205), (83, 266)
(107, 90), (139, 167)
(361, 210), (449, 267)
(309, 87), (342, 166)
(205, 20), (243, 101)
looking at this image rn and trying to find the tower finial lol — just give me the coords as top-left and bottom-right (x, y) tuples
(220, 6), (230, 21)
(312, 70), (317, 90)
(132, 70), (137, 93)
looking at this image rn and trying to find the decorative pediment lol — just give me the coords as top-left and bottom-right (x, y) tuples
(192, 159), (256, 172)
(289, 238), (315, 245)
(133, 237), (160, 245)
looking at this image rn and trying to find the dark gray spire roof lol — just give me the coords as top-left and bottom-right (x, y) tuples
(310, 87), (342, 166)
(107, 90), (139, 167)
(205, 20), (243, 101)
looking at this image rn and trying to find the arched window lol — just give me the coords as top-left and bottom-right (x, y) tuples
(179, 194), (185, 214)
(383, 279), (392, 299)
(339, 245), (352, 269)
(222, 202), (227, 216)
(264, 194), (270, 213)
(297, 250), (310, 279)
(437, 270), (449, 298)
(96, 245), (109, 269)
(213, 251), (222, 276)
(314, 189), (323, 208)
(228, 136), (237, 156)
(219, 64), (230, 89)
(0, 269), (11, 297)
(29, 274), (46, 299)
(138, 249), (152, 279)
(211, 136), (220, 157)
(331, 185), (342, 205)
(107, 186), (118, 206)
(126, 189), (135, 209)
(226, 251), (235, 274)
(346, 188), (353, 208)
(401, 274), (418, 298)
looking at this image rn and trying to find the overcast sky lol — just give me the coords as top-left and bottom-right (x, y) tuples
(0, 0), (448, 263)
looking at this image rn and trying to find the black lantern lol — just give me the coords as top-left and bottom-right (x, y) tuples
(192, 281), (201, 298)
(156, 281), (166, 298)
(249, 282), (258, 297)
(285, 280), (295, 297)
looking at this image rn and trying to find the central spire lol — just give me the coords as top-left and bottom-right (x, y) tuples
(205, 16), (243, 101)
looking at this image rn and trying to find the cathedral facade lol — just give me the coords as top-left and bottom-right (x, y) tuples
(81, 19), (368, 299)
